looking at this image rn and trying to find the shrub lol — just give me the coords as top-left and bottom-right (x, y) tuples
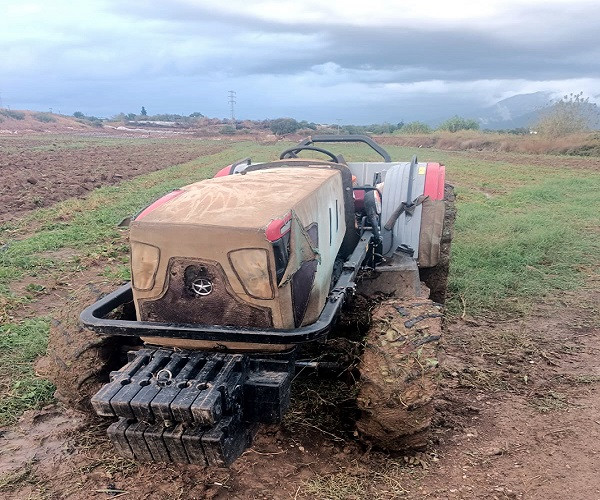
(87, 117), (103, 127)
(33, 112), (56, 123)
(507, 127), (529, 135)
(75, 115), (103, 127)
(535, 92), (600, 137)
(269, 118), (300, 135)
(73, 111), (85, 118)
(343, 124), (368, 135)
(398, 121), (432, 134)
(0, 110), (25, 120)
(220, 125), (236, 135)
(366, 122), (404, 134)
(438, 116), (480, 132)
(298, 120), (317, 131)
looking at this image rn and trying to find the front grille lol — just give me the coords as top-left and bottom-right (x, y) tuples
(139, 257), (273, 328)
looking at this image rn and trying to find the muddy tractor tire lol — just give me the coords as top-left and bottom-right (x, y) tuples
(356, 298), (442, 450)
(355, 186), (454, 450)
(420, 183), (456, 304)
(36, 284), (135, 412)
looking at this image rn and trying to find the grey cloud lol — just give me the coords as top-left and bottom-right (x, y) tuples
(3, 0), (599, 123)
(108, 1), (600, 83)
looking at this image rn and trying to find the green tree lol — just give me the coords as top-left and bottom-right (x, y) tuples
(438, 116), (480, 132)
(398, 121), (432, 134)
(220, 125), (236, 135)
(269, 118), (300, 135)
(298, 120), (317, 130)
(535, 92), (599, 137)
(140, 106), (147, 116)
(344, 124), (368, 135)
(73, 111), (84, 118)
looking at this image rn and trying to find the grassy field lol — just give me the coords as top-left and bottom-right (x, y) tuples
(0, 137), (599, 426)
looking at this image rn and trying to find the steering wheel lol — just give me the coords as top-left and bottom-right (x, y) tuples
(279, 145), (339, 162)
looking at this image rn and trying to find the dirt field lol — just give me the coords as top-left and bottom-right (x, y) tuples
(1, 134), (599, 499)
(0, 135), (228, 223)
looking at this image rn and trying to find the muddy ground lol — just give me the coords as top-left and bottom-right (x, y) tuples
(1, 276), (598, 499)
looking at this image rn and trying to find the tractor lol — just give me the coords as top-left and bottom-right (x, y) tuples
(43, 135), (455, 466)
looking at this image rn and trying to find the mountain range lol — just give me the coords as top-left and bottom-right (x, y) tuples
(476, 91), (554, 130)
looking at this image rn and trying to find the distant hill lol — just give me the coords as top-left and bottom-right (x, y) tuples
(477, 92), (554, 130)
(0, 109), (98, 133)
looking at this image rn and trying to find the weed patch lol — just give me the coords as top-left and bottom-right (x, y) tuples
(0, 461), (47, 493)
(0, 318), (55, 425)
(32, 112), (57, 123)
(283, 378), (359, 442)
(0, 109), (25, 120)
(529, 391), (570, 413)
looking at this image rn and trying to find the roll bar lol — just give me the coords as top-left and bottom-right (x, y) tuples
(297, 135), (392, 162)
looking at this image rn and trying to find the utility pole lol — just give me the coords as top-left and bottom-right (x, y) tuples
(228, 90), (236, 121)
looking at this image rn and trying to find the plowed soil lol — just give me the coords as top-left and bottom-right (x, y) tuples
(0, 137), (225, 223)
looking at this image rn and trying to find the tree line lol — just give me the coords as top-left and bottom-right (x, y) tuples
(70, 93), (599, 137)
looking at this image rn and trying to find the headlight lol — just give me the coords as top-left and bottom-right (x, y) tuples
(131, 242), (160, 291)
(228, 248), (274, 299)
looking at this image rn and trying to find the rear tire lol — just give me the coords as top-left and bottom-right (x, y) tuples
(419, 183), (456, 303)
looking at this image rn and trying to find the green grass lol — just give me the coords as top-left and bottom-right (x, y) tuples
(447, 175), (600, 317)
(367, 144), (600, 316)
(0, 318), (55, 425)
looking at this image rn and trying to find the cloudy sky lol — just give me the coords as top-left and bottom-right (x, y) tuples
(2, 0), (599, 124)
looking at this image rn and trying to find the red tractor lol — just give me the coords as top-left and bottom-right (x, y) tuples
(45, 135), (454, 465)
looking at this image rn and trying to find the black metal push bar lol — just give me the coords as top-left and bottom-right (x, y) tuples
(80, 232), (373, 344)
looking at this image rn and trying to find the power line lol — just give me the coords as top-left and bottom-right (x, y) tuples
(228, 90), (236, 121)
